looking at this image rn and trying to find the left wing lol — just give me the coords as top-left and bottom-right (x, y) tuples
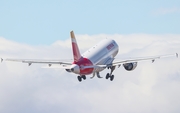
(3, 58), (73, 68)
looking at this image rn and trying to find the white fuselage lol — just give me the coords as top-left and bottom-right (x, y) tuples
(70, 38), (119, 75)
(82, 39), (119, 66)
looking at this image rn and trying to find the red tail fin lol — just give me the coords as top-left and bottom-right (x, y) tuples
(70, 31), (82, 62)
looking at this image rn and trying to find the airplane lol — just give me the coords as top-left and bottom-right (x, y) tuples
(1, 31), (178, 82)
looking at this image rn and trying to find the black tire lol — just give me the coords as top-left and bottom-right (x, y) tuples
(77, 76), (82, 82)
(106, 73), (110, 79)
(110, 75), (114, 81)
(82, 75), (86, 80)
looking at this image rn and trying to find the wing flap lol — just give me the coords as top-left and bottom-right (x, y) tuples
(42, 65), (72, 69)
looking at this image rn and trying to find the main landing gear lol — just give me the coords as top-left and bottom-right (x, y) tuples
(106, 73), (114, 81)
(106, 66), (116, 81)
(77, 75), (86, 82)
(77, 66), (116, 82)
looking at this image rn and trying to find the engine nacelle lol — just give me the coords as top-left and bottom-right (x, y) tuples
(123, 62), (137, 71)
(70, 64), (80, 74)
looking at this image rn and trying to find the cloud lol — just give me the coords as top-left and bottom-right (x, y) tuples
(0, 34), (180, 113)
(152, 7), (180, 15)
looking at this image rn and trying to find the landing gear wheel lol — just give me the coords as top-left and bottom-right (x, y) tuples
(82, 75), (86, 80)
(77, 76), (82, 82)
(106, 73), (110, 79)
(110, 75), (114, 81)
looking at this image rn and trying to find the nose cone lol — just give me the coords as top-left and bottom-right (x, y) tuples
(70, 64), (80, 74)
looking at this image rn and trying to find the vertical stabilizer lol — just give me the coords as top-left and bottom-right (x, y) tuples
(70, 31), (82, 62)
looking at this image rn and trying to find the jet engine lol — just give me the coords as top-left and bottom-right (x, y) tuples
(123, 62), (137, 71)
(70, 64), (80, 74)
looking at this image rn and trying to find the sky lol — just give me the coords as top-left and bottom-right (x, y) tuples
(0, 0), (180, 45)
(0, 0), (180, 113)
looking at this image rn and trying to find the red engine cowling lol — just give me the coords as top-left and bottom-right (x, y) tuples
(123, 62), (137, 71)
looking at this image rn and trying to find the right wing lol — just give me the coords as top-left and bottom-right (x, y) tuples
(82, 53), (178, 69)
(112, 53), (178, 67)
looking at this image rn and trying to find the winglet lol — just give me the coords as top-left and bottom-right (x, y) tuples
(70, 31), (82, 62)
